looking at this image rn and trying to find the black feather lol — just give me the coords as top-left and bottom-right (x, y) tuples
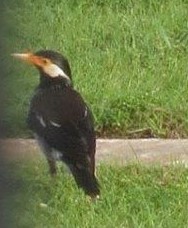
(27, 50), (100, 197)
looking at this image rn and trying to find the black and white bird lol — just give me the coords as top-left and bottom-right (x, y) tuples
(12, 50), (100, 199)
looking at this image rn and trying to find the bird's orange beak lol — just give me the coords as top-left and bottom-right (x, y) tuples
(11, 53), (50, 68)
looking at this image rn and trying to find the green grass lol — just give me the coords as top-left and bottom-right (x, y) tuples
(1, 0), (188, 137)
(4, 160), (188, 227)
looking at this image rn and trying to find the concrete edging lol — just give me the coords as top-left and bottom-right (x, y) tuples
(1, 138), (188, 166)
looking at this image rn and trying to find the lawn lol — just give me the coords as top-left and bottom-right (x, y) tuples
(3, 160), (188, 227)
(1, 1), (188, 227)
(0, 0), (188, 138)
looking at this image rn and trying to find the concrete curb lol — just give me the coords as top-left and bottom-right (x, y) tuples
(1, 139), (188, 166)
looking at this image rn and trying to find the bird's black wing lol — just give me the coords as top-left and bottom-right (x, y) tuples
(27, 86), (95, 164)
(28, 86), (100, 196)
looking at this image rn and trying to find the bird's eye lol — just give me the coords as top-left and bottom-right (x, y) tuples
(42, 59), (48, 64)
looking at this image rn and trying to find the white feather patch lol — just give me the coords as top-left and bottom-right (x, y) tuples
(50, 120), (61, 128)
(51, 150), (62, 160)
(44, 63), (70, 81)
(36, 115), (46, 127)
(84, 107), (88, 118)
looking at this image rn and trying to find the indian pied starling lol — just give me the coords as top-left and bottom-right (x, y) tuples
(12, 50), (100, 199)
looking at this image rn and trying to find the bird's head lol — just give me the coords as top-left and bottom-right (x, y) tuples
(12, 50), (72, 85)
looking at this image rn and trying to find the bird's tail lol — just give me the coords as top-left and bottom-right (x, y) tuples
(69, 165), (100, 198)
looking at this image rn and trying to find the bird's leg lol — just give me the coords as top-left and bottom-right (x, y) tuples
(47, 158), (57, 176)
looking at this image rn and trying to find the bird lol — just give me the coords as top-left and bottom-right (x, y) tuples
(12, 50), (100, 199)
